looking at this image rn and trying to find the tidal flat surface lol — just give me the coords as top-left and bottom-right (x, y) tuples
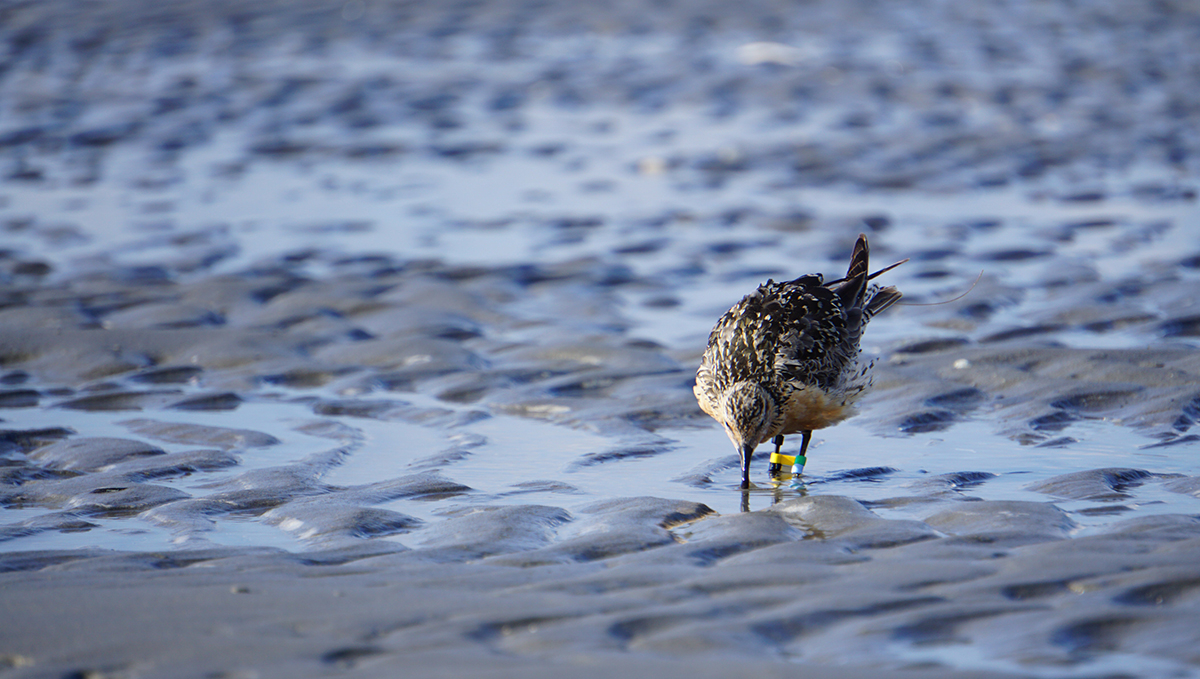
(2, 0), (1200, 677)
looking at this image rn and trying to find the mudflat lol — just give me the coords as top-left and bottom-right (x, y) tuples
(2, 0), (1200, 677)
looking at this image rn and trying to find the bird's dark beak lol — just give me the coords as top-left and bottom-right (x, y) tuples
(739, 442), (755, 489)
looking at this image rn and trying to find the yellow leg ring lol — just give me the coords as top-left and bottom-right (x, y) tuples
(770, 452), (806, 470)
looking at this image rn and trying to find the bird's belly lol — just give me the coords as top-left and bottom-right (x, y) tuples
(769, 385), (858, 439)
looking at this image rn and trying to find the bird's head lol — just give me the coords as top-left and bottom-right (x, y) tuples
(720, 382), (776, 463)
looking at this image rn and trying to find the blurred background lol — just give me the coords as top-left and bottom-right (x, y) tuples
(2, 0), (1200, 554)
(3, 0), (1196, 279)
(5, 2), (1200, 674)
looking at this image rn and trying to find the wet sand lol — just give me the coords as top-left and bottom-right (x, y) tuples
(3, 0), (1200, 677)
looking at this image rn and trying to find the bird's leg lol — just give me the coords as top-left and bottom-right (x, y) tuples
(768, 435), (785, 474)
(791, 430), (812, 478)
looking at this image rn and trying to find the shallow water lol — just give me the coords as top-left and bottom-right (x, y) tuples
(3, 1), (1200, 676)
(10, 398), (1197, 555)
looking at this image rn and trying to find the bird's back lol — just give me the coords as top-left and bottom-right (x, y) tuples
(696, 236), (902, 415)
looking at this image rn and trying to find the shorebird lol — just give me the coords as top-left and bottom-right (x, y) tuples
(694, 234), (905, 488)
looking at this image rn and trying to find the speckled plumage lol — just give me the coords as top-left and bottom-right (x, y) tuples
(694, 234), (903, 488)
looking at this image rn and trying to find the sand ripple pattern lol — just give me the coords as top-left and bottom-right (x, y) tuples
(1, 0), (1200, 676)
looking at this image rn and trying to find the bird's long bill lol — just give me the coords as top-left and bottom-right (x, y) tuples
(739, 443), (754, 489)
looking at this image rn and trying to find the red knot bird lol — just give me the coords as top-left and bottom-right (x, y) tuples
(694, 234), (905, 488)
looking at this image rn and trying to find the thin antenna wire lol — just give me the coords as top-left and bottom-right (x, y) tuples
(899, 270), (984, 306)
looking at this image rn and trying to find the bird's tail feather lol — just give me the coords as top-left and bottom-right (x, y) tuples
(836, 234), (871, 308)
(865, 285), (902, 318)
